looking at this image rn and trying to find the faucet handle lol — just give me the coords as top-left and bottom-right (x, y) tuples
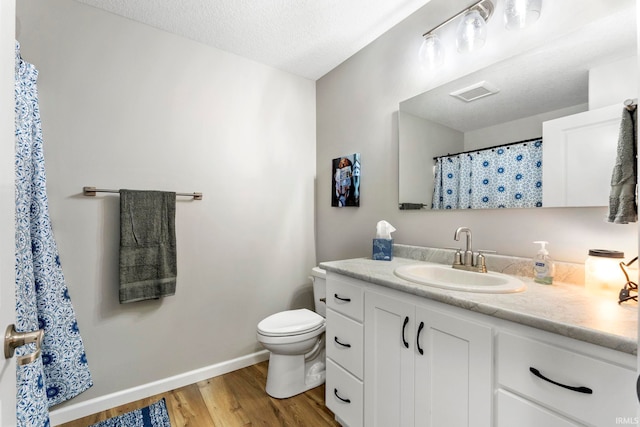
(454, 251), (463, 266)
(476, 253), (488, 273)
(446, 247), (463, 265)
(475, 250), (494, 273)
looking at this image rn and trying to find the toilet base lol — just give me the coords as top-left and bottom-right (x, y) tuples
(265, 346), (326, 399)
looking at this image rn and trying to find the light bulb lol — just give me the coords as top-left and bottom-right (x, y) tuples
(504, 0), (542, 30)
(456, 9), (487, 53)
(419, 34), (445, 69)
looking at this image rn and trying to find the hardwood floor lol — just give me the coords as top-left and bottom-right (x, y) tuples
(57, 361), (340, 427)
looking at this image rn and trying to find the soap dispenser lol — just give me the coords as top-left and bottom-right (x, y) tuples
(533, 241), (554, 284)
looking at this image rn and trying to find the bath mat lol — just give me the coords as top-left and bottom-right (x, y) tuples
(89, 398), (171, 427)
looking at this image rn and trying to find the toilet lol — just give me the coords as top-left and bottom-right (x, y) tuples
(256, 267), (327, 399)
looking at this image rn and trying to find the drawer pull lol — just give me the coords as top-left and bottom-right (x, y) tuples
(402, 316), (409, 348)
(334, 336), (351, 348)
(416, 321), (425, 355)
(334, 388), (351, 404)
(529, 367), (593, 394)
(334, 293), (351, 302)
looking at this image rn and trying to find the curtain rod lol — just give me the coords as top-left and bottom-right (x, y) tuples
(432, 136), (542, 161)
(83, 186), (203, 200)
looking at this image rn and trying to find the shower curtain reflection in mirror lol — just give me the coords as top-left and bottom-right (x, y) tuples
(432, 139), (543, 209)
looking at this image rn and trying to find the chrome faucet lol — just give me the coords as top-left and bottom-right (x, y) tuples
(453, 227), (488, 273)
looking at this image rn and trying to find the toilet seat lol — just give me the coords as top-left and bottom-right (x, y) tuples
(257, 309), (324, 337)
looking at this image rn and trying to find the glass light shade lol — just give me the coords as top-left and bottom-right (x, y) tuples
(418, 34), (445, 69)
(456, 9), (487, 53)
(584, 250), (626, 292)
(504, 0), (542, 30)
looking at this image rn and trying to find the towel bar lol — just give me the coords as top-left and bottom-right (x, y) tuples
(83, 186), (203, 200)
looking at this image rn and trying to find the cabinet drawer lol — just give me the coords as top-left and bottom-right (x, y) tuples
(497, 332), (636, 426)
(496, 389), (582, 427)
(326, 359), (363, 427)
(326, 274), (364, 322)
(326, 309), (363, 380)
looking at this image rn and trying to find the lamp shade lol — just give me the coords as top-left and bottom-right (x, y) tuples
(456, 9), (487, 53)
(504, 0), (542, 30)
(419, 34), (445, 69)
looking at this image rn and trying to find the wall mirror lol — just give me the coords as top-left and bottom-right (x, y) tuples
(399, 5), (637, 210)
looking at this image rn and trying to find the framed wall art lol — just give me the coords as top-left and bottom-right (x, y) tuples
(332, 153), (360, 207)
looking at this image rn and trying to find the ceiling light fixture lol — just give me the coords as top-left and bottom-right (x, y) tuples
(419, 0), (494, 69)
(504, 0), (542, 30)
(455, 9), (487, 53)
(419, 0), (542, 70)
(418, 34), (445, 69)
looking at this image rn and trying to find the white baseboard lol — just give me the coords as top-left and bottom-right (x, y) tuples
(49, 350), (270, 426)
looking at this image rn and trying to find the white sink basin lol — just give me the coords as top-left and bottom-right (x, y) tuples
(394, 263), (525, 293)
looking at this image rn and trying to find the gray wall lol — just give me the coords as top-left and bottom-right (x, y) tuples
(17, 0), (316, 406)
(398, 111), (462, 206)
(316, 0), (637, 264)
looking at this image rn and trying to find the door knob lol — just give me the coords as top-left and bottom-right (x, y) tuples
(4, 324), (44, 366)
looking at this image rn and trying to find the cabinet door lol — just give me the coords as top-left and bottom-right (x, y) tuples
(364, 291), (415, 427)
(414, 306), (492, 427)
(542, 104), (621, 207)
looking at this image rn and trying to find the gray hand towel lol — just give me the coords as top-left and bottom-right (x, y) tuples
(608, 108), (637, 224)
(119, 190), (177, 303)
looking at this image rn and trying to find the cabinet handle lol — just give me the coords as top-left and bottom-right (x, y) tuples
(529, 367), (593, 394)
(334, 388), (351, 403)
(402, 316), (409, 348)
(334, 293), (351, 302)
(334, 336), (351, 348)
(416, 321), (425, 355)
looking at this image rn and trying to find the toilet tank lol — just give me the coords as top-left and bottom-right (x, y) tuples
(310, 267), (327, 318)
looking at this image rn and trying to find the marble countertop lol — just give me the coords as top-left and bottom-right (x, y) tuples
(319, 246), (638, 355)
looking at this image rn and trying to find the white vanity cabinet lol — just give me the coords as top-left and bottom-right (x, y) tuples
(324, 271), (637, 427)
(325, 274), (365, 427)
(364, 288), (492, 427)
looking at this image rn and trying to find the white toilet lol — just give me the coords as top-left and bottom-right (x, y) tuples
(256, 267), (327, 399)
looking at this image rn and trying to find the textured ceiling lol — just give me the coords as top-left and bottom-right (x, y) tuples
(74, 0), (432, 80)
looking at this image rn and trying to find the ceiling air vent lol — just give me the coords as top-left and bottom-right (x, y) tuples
(449, 81), (500, 102)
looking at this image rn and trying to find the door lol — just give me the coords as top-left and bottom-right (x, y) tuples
(0, 1), (16, 426)
(414, 306), (492, 427)
(364, 291), (414, 427)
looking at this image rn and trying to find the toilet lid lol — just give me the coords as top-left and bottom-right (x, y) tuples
(257, 309), (324, 336)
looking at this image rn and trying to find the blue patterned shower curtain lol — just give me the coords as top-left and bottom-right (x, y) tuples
(432, 139), (543, 209)
(14, 42), (92, 427)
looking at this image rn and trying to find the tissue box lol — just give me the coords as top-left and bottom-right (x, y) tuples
(372, 239), (393, 261)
